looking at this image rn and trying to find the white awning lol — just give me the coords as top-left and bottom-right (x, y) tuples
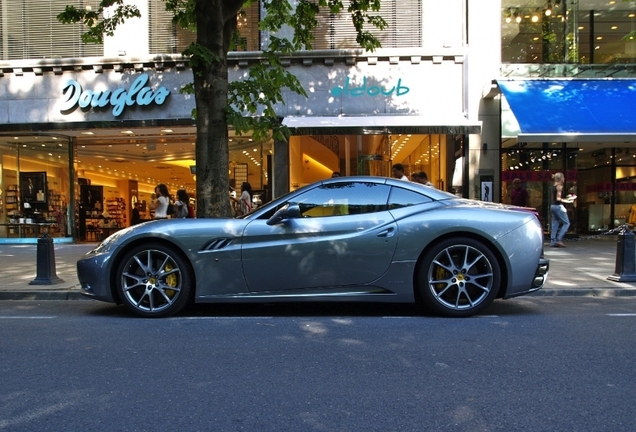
(282, 115), (481, 135)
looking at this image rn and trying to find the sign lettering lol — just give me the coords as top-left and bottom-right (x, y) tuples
(501, 170), (578, 182)
(60, 73), (170, 117)
(331, 77), (410, 98)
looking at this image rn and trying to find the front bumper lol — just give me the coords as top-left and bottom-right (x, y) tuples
(77, 251), (116, 303)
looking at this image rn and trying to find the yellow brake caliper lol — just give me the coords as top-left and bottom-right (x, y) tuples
(164, 261), (178, 298)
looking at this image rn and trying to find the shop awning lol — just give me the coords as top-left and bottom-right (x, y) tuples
(282, 115), (481, 135)
(497, 79), (636, 143)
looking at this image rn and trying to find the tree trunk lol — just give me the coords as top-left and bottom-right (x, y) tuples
(194, 0), (243, 218)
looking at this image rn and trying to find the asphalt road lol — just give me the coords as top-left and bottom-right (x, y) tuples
(1, 298), (636, 432)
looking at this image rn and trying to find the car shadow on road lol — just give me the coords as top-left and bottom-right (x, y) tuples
(85, 298), (541, 318)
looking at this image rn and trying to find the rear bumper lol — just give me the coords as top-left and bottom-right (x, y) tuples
(507, 258), (549, 298)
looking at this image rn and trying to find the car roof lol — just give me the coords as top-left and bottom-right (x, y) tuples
(321, 176), (458, 201)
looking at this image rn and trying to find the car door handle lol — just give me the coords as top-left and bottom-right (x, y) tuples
(377, 228), (395, 238)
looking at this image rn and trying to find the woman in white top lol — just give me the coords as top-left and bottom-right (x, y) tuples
(239, 182), (252, 215)
(151, 183), (170, 219)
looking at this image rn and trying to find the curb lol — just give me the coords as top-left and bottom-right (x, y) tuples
(529, 288), (636, 297)
(1, 288), (636, 301)
(0, 290), (89, 301)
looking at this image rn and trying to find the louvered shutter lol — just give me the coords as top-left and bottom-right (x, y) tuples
(0, 0), (103, 60)
(148, 0), (259, 55)
(313, 0), (421, 49)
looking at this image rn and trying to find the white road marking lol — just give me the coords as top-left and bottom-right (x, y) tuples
(607, 313), (636, 316)
(175, 316), (274, 320)
(0, 316), (56, 319)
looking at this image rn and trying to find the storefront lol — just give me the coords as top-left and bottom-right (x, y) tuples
(496, 78), (636, 235)
(0, 49), (481, 244)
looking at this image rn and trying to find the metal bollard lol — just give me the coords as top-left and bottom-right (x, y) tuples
(29, 232), (64, 285)
(607, 226), (636, 282)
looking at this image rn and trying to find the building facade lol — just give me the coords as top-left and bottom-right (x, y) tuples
(1, 0), (633, 244)
(0, 0), (496, 244)
(496, 0), (636, 235)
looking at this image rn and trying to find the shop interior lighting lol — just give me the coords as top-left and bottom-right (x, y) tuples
(532, 10), (540, 22)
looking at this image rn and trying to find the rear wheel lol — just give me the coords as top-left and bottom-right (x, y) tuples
(417, 237), (500, 317)
(116, 243), (193, 318)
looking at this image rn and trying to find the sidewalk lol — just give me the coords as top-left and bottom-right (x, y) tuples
(1, 236), (636, 300)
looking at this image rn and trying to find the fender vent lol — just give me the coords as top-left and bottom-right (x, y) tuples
(202, 238), (235, 251)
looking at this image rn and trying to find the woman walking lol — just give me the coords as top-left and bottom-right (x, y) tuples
(550, 173), (570, 248)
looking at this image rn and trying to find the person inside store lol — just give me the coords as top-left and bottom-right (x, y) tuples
(510, 178), (529, 207)
(550, 172), (572, 248)
(131, 202), (143, 225)
(331, 171), (341, 178)
(391, 164), (409, 181)
(239, 181), (253, 215)
(175, 189), (190, 219)
(411, 171), (434, 187)
(151, 183), (171, 219)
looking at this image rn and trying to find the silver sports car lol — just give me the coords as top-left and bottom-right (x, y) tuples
(77, 176), (549, 318)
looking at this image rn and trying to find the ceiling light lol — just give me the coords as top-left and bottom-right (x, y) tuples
(81, 131), (94, 135)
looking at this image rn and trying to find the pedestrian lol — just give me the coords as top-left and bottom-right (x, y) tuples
(150, 183), (170, 219)
(174, 189), (190, 219)
(511, 178), (529, 207)
(392, 163), (409, 181)
(239, 181), (252, 215)
(131, 201), (143, 225)
(411, 171), (434, 187)
(550, 172), (571, 248)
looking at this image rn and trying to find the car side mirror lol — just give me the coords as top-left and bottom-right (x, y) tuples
(266, 203), (301, 225)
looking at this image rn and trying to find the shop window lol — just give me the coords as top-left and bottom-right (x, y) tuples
(0, 136), (72, 241)
(502, 0), (636, 64)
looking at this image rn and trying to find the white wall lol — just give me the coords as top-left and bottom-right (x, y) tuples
(104, 0), (149, 57)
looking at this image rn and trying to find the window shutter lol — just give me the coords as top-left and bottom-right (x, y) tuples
(0, 0), (103, 60)
(313, 0), (421, 50)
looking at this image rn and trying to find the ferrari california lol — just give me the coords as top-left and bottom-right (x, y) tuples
(77, 176), (549, 318)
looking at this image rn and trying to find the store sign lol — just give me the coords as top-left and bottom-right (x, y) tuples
(587, 183), (636, 192)
(331, 77), (409, 98)
(60, 73), (170, 117)
(502, 170), (578, 182)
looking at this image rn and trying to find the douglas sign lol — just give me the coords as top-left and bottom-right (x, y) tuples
(60, 73), (170, 117)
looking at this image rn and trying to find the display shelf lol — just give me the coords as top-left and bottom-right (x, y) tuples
(106, 197), (127, 227)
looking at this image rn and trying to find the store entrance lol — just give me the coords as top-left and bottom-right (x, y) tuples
(288, 133), (451, 190)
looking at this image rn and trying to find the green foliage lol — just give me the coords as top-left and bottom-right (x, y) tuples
(57, 1), (141, 44)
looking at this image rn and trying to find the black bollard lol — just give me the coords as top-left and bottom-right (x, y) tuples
(607, 226), (636, 282)
(29, 233), (64, 285)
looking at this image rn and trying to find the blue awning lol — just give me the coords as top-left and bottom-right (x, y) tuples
(497, 79), (636, 142)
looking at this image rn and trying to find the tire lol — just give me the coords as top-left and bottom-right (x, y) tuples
(416, 237), (501, 317)
(115, 243), (193, 318)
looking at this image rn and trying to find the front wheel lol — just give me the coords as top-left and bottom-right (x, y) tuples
(416, 237), (501, 317)
(116, 243), (193, 318)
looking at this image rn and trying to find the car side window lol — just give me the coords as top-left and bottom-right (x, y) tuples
(295, 182), (391, 218)
(388, 186), (433, 209)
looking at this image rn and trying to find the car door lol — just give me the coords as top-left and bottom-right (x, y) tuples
(241, 181), (397, 292)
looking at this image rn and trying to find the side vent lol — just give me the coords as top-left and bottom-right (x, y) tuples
(202, 238), (235, 251)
